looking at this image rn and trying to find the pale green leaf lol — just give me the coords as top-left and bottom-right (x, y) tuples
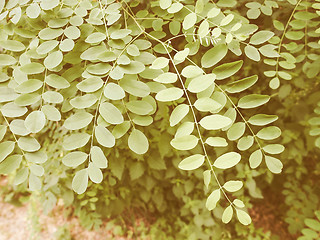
(170, 135), (198, 150)
(199, 114), (232, 130)
(249, 149), (263, 168)
(238, 94), (270, 109)
(155, 87), (184, 102)
(95, 125), (115, 148)
(24, 111), (46, 133)
(265, 156), (283, 173)
(169, 104), (189, 127)
(178, 154), (205, 170)
(63, 112), (93, 130)
(90, 146), (108, 169)
(206, 189), (221, 211)
(222, 206), (233, 224)
(62, 151), (88, 168)
(213, 152), (241, 169)
(128, 129), (149, 155)
(99, 102), (124, 125)
(88, 162), (103, 183)
(223, 180), (243, 192)
(72, 169), (88, 194)
(201, 44), (228, 68)
(236, 209), (252, 225)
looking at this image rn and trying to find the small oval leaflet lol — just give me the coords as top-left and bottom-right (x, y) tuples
(206, 189), (221, 211)
(104, 83), (125, 100)
(199, 114), (232, 130)
(128, 129), (149, 155)
(170, 135), (198, 151)
(236, 209), (252, 225)
(24, 111), (46, 133)
(238, 94), (270, 109)
(222, 206), (233, 224)
(88, 162), (103, 183)
(99, 102), (124, 125)
(63, 112), (93, 131)
(178, 154), (205, 171)
(213, 152), (241, 169)
(62, 151), (88, 168)
(155, 87), (184, 102)
(223, 180), (243, 192)
(265, 156), (283, 174)
(169, 104), (189, 127)
(72, 169), (88, 194)
(256, 126), (281, 140)
(201, 44), (228, 68)
(95, 125), (115, 148)
(249, 149), (263, 169)
(90, 146), (108, 169)
(187, 74), (216, 93)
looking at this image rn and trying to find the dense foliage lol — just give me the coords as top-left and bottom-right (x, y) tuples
(0, 0), (319, 239)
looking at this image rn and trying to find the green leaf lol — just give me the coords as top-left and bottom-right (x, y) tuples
(187, 74), (215, 93)
(90, 146), (108, 169)
(62, 151), (88, 168)
(0, 141), (15, 163)
(77, 77), (103, 93)
(150, 57), (169, 69)
(0, 154), (22, 174)
(265, 156), (283, 174)
(15, 79), (43, 94)
(29, 173), (42, 191)
(238, 94), (270, 109)
(223, 180), (243, 192)
(194, 98), (221, 112)
(155, 87), (184, 102)
(201, 44), (228, 68)
(112, 121), (131, 139)
(178, 154), (205, 170)
(236, 209), (252, 225)
(63, 112), (93, 130)
(226, 75), (258, 93)
(212, 60), (243, 80)
(237, 136), (254, 151)
(160, 0), (172, 9)
(169, 104), (189, 127)
(250, 31), (274, 45)
(120, 78), (150, 97)
(99, 102), (124, 125)
(95, 125), (115, 148)
(17, 137), (40, 152)
(249, 149), (263, 169)
(29, 164), (44, 177)
(182, 65), (203, 78)
(88, 162), (103, 183)
(41, 105), (61, 121)
(104, 83), (125, 100)
(25, 151), (47, 164)
(0, 40), (25, 52)
(205, 137), (228, 147)
(170, 135), (198, 150)
(1, 102), (27, 117)
(256, 126), (281, 140)
(203, 170), (211, 189)
(183, 12), (197, 30)
(206, 189), (221, 211)
(85, 32), (106, 44)
(227, 122), (245, 141)
(42, 91), (63, 104)
(45, 74), (70, 89)
(0, 54), (17, 66)
(39, 28), (63, 40)
(222, 205), (233, 224)
(72, 169), (88, 194)
(128, 129), (149, 155)
(199, 114), (232, 130)
(24, 111), (46, 133)
(126, 100), (153, 115)
(263, 144), (285, 154)
(213, 152), (241, 169)
(244, 45), (260, 61)
(20, 63), (45, 74)
(44, 50), (63, 69)
(63, 133), (90, 151)
(154, 72), (178, 84)
(248, 114), (278, 126)
(37, 40), (59, 55)
(26, 3), (41, 19)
